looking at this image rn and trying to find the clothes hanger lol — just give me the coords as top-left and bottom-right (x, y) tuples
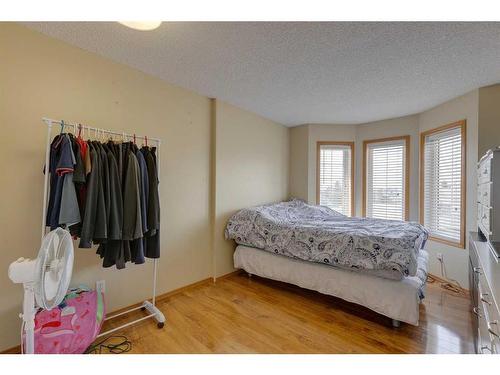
(53, 120), (65, 148)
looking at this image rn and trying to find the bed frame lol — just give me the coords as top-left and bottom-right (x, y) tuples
(234, 245), (428, 327)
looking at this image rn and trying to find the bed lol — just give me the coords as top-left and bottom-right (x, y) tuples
(225, 199), (429, 326)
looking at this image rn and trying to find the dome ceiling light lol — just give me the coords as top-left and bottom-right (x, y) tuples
(119, 21), (162, 31)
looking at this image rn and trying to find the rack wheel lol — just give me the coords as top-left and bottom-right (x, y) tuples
(157, 322), (165, 329)
(141, 307), (146, 311)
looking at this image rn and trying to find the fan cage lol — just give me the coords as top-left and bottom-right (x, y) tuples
(35, 228), (74, 310)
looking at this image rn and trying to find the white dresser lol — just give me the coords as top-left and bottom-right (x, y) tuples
(478, 148), (500, 257)
(470, 233), (500, 354)
(470, 148), (500, 354)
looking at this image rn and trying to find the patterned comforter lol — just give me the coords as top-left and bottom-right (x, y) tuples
(225, 200), (428, 280)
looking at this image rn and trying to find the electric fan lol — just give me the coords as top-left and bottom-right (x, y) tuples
(8, 227), (74, 354)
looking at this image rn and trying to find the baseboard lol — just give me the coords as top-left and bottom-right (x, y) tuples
(0, 346), (20, 354)
(213, 269), (242, 282)
(427, 273), (469, 295)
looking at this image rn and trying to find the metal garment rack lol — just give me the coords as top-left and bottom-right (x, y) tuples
(41, 117), (166, 339)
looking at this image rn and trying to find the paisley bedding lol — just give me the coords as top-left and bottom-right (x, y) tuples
(225, 199), (428, 280)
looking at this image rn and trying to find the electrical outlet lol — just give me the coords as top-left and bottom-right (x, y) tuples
(437, 252), (443, 262)
(96, 279), (106, 293)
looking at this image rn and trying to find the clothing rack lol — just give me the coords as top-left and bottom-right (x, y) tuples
(41, 117), (166, 340)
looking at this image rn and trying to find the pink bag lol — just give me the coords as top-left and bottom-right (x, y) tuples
(30, 287), (105, 354)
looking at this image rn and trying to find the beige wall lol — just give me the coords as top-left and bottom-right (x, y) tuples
(355, 116), (420, 220)
(293, 117), (419, 220)
(289, 93), (480, 286)
(307, 124), (357, 203)
(213, 100), (290, 277)
(0, 23), (212, 351)
(418, 90), (479, 286)
(0, 24), (289, 351)
(289, 125), (309, 201)
(2, 22), (498, 352)
(479, 84), (500, 157)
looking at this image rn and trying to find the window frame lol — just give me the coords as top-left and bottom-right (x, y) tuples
(362, 135), (410, 221)
(316, 141), (355, 216)
(419, 120), (467, 249)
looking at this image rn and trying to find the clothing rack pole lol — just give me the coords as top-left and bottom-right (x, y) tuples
(41, 117), (166, 341)
(41, 119), (53, 240)
(152, 139), (161, 307)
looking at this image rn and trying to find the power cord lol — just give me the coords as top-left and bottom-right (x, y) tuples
(431, 256), (468, 297)
(85, 335), (132, 354)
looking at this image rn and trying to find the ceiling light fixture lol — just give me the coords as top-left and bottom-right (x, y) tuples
(118, 21), (162, 31)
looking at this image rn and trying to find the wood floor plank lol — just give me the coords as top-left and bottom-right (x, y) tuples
(95, 273), (474, 354)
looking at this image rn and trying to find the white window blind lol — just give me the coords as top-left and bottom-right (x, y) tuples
(318, 144), (352, 216)
(423, 126), (463, 243)
(366, 140), (406, 220)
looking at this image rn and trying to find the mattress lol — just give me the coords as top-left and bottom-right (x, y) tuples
(226, 200), (428, 280)
(234, 245), (429, 326)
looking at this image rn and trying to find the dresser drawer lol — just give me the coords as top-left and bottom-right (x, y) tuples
(478, 182), (492, 207)
(478, 273), (500, 354)
(479, 158), (492, 184)
(479, 278), (499, 322)
(478, 311), (497, 354)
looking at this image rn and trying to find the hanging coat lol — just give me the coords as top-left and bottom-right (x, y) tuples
(143, 147), (160, 258)
(92, 142), (107, 243)
(46, 134), (66, 228)
(98, 149), (124, 268)
(79, 144), (99, 248)
(122, 151), (143, 241)
(129, 149), (149, 264)
(57, 135), (80, 228)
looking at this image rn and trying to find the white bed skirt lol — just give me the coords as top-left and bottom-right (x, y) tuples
(234, 245), (429, 326)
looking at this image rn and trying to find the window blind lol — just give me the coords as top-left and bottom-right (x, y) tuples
(366, 140), (406, 220)
(423, 126), (462, 243)
(318, 144), (352, 216)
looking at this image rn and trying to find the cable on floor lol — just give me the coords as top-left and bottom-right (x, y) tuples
(426, 259), (468, 297)
(85, 335), (132, 354)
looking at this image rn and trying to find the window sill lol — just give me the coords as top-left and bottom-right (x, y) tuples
(427, 235), (465, 249)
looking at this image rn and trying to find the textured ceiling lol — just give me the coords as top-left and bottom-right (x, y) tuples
(24, 22), (500, 126)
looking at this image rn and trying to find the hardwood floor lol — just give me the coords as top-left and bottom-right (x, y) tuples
(96, 272), (474, 354)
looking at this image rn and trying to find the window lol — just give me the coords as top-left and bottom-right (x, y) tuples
(363, 136), (410, 221)
(420, 120), (466, 248)
(316, 142), (354, 216)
